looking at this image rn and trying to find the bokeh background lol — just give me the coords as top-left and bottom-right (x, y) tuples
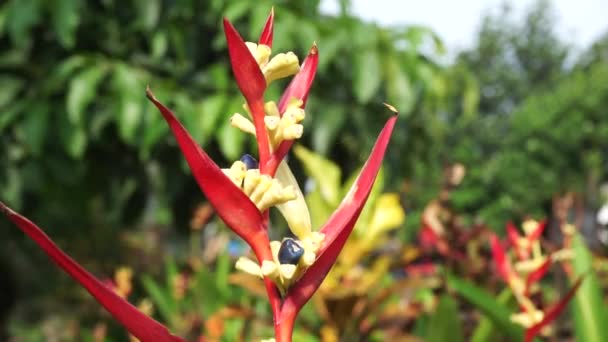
(1, 0), (608, 340)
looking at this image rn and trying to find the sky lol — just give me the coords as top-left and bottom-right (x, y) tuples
(320, 0), (608, 53)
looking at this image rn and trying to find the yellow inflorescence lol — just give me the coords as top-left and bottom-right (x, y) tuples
(245, 42), (300, 84)
(235, 232), (325, 294)
(510, 310), (544, 328)
(230, 99), (306, 151)
(222, 160), (296, 211)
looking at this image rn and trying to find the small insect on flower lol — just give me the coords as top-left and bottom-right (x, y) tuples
(240, 154), (259, 170)
(278, 238), (305, 265)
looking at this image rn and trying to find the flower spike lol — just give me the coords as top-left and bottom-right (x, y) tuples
(146, 88), (271, 260)
(282, 110), (398, 313)
(524, 276), (584, 342)
(258, 8), (275, 47)
(0, 202), (184, 342)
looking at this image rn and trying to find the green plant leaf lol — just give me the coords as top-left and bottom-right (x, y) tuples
(20, 102), (49, 156)
(471, 288), (513, 342)
(293, 144), (342, 206)
(447, 273), (525, 341)
(49, 0), (79, 48)
(67, 64), (108, 125)
(142, 274), (178, 326)
(385, 56), (413, 114)
(570, 233), (608, 342)
(112, 63), (142, 143)
(427, 295), (464, 342)
(354, 49), (381, 103)
(0, 75), (24, 108)
(6, 0), (41, 47)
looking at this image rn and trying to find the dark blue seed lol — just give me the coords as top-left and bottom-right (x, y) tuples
(240, 154), (259, 170)
(278, 238), (304, 265)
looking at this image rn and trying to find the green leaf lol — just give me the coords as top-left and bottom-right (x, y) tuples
(446, 273), (525, 341)
(67, 64), (108, 125)
(0, 75), (24, 108)
(293, 144), (342, 206)
(471, 288), (513, 342)
(427, 295), (465, 342)
(6, 0), (41, 47)
(182, 95), (226, 147)
(20, 102), (49, 156)
(217, 106), (244, 160)
(385, 56), (413, 113)
(45, 55), (88, 93)
(62, 124), (87, 158)
(310, 103), (346, 154)
(570, 233), (608, 342)
(135, 0), (160, 30)
(112, 64), (142, 143)
(224, 1), (251, 23)
(58, 110), (87, 158)
(49, 0), (79, 48)
(353, 49), (381, 103)
(141, 275), (178, 325)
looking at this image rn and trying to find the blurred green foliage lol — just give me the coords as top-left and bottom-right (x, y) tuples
(1, 0), (608, 340)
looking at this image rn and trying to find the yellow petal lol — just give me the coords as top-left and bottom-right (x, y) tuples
(274, 160), (312, 239)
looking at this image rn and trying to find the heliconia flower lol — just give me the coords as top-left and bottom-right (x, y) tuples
(507, 220), (547, 261)
(524, 276), (584, 342)
(1, 9), (398, 342)
(490, 229), (582, 341)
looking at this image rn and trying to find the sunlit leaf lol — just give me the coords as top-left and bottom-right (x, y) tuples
(67, 65), (108, 125)
(353, 49), (381, 103)
(49, 0), (79, 48)
(427, 295), (464, 342)
(570, 233), (608, 342)
(447, 273), (525, 340)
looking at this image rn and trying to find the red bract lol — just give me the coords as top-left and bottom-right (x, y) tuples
(258, 8), (274, 47)
(223, 18), (270, 169)
(0, 202), (184, 342)
(490, 234), (513, 283)
(282, 113), (398, 316)
(507, 221), (527, 260)
(268, 44), (319, 173)
(146, 88), (272, 261)
(524, 257), (552, 296)
(524, 276), (584, 342)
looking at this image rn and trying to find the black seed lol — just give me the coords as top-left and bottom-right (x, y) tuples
(240, 154), (258, 170)
(278, 238), (304, 265)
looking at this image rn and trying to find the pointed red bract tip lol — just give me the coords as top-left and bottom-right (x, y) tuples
(258, 8), (275, 47)
(524, 276), (584, 342)
(506, 222), (527, 260)
(222, 18), (266, 105)
(278, 43), (319, 113)
(281, 115), (398, 314)
(490, 234), (512, 283)
(146, 88), (272, 261)
(0, 202), (184, 342)
(528, 220), (547, 241)
(525, 257), (552, 295)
